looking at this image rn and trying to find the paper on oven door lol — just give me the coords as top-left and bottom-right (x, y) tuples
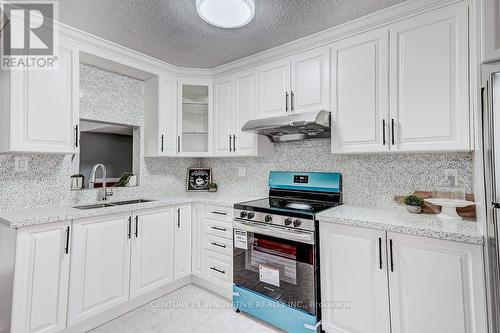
(234, 229), (248, 250)
(259, 265), (280, 287)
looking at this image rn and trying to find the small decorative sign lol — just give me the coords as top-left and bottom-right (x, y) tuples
(187, 168), (212, 192)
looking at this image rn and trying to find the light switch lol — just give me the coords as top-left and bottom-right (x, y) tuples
(238, 167), (246, 177)
(14, 157), (29, 172)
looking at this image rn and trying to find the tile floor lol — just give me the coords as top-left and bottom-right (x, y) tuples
(92, 284), (283, 332)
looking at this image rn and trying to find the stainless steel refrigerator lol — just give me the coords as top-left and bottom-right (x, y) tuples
(482, 62), (500, 333)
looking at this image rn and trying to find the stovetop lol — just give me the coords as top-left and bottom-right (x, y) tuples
(234, 196), (341, 219)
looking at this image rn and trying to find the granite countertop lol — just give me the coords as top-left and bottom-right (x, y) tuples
(316, 205), (484, 245)
(0, 193), (260, 229)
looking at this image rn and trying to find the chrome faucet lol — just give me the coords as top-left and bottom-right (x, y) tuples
(89, 164), (113, 201)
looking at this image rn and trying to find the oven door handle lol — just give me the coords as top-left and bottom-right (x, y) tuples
(233, 221), (315, 244)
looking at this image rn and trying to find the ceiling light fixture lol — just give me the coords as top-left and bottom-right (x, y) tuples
(196, 0), (255, 29)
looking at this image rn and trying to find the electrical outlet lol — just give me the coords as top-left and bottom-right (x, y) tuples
(14, 157), (29, 172)
(238, 167), (246, 177)
(444, 169), (458, 187)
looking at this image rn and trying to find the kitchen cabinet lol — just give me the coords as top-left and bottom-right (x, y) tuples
(10, 222), (71, 333)
(144, 76), (178, 156)
(129, 208), (175, 299)
(483, 0), (500, 62)
(191, 204), (205, 277)
(388, 232), (486, 333)
(0, 43), (79, 154)
(178, 78), (213, 156)
(213, 69), (273, 156)
(320, 224), (390, 333)
(68, 214), (131, 325)
(320, 223), (487, 333)
(259, 46), (330, 117)
(174, 205), (192, 280)
(331, 29), (389, 153)
(389, 4), (470, 152)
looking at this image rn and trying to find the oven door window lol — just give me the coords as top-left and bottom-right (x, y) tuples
(233, 230), (317, 315)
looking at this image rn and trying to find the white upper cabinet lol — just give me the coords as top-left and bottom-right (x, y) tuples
(388, 232), (487, 333)
(178, 78), (213, 156)
(214, 76), (235, 156)
(259, 58), (291, 117)
(130, 208), (175, 299)
(213, 70), (273, 156)
(0, 43), (79, 154)
(68, 214), (131, 326)
(320, 223), (391, 333)
(144, 76), (178, 156)
(11, 222), (71, 333)
(389, 4), (470, 152)
(290, 46), (330, 114)
(258, 47), (330, 118)
(483, 0), (500, 62)
(174, 205), (192, 280)
(331, 29), (389, 153)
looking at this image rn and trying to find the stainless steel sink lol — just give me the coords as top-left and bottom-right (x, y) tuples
(73, 199), (155, 210)
(110, 199), (155, 206)
(73, 203), (117, 210)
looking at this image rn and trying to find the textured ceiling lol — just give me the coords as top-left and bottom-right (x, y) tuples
(59, 0), (404, 69)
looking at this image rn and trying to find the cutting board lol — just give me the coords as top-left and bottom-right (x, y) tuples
(394, 191), (476, 219)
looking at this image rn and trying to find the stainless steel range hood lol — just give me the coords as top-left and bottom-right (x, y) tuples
(241, 110), (331, 143)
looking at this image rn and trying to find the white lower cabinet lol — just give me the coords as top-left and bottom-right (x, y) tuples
(174, 205), (192, 279)
(130, 208), (175, 299)
(320, 223), (487, 333)
(11, 222), (71, 333)
(67, 214), (131, 326)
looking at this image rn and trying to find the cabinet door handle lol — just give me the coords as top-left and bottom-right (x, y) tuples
(160, 134), (164, 152)
(128, 216), (132, 239)
(233, 135), (236, 152)
(211, 226), (227, 232)
(391, 119), (396, 145)
(211, 211), (227, 216)
(177, 136), (180, 153)
(389, 239), (394, 272)
(229, 135), (232, 152)
(285, 92), (289, 112)
(65, 226), (70, 254)
(135, 216), (139, 238)
(382, 119), (386, 146)
(210, 267), (225, 274)
(74, 125), (79, 148)
(177, 209), (181, 228)
(378, 237), (383, 269)
(211, 242), (227, 248)
(290, 91), (295, 112)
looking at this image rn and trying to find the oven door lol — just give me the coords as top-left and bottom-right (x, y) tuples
(233, 220), (317, 315)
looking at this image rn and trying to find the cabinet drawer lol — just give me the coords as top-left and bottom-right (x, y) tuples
(205, 218), (233, 239)
(205, 234), (233, 256)
(205, 205), (233, 222)
(205, 249), (232, 285)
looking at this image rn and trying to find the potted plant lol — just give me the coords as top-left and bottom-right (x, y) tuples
(404, 195), (424, 214)
(208, 182), (218, 193)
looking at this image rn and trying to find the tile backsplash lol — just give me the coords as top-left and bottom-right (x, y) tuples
(0, 64), (474, 212)
(202, 140), (473, 209)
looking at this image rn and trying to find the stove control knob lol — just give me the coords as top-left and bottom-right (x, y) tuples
(240, 211), (248, 218)
(293, 219), (302, 228)
(247, 212), (255, 219)
(284, 218), (293, 226)
(265, 215), (273, 223)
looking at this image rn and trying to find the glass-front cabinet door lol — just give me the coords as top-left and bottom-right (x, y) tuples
(178, 79), (213, 156)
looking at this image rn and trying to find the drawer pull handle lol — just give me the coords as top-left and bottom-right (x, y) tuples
(211, 242), (227, 248)
(210, 267), (225, 274)
(211, 211), (227, 216)
(211, 226), (227, 232)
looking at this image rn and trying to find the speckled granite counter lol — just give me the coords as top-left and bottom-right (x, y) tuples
(0, 193), (260, 229)
(317, 205), (484, 245)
